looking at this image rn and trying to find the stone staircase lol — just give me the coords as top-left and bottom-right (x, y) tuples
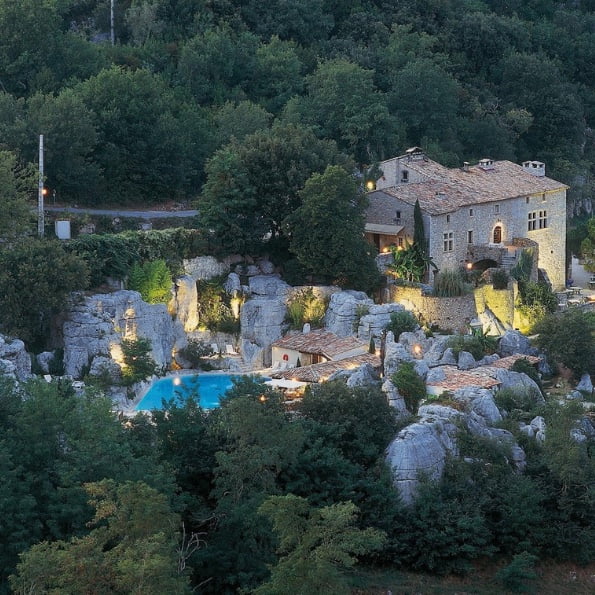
(500, 253), (517, 272)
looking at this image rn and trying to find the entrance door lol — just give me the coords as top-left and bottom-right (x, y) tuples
(493, 225), (502, 244)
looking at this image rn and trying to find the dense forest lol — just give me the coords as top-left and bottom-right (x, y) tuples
(1, 0), (595, 215)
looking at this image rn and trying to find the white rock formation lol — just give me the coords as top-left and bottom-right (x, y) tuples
(63, 290), (184, 378)
(324, 290), (373, 337)
(0, 335), (31, 380)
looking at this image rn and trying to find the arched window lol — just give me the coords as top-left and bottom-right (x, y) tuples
(493, 225), (502, 244)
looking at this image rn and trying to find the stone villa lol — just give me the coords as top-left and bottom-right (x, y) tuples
(365, 147), (568, 289)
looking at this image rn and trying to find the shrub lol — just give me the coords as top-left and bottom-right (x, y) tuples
(128, 259), (172, 304)
(120, 337), (159, 386)
(491, 268), (509, 289)
(510, 249), (534, 283)
(432, 268), (471, 297)
(447, 334), (492, 360)
(386, 310), (418, 339)
(533, 309), (595, 379)
(495, 552), (538, 593)
(392, 362), (426, 413)
(494, 387), (539, 416)
(179, 339), (214, 368)
(286, 288), (327, 329)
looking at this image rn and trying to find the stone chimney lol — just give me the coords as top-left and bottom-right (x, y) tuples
(522, 160), (545, 177)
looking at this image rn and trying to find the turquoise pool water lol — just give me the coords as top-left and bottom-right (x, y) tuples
(135, 374), (239, 411)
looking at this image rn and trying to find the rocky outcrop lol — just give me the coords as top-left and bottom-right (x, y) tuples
(182, 255), (228, 280)
(324, 291), (373, 337)
(240, 295), (288, 368)
(499, 329), (535, 357)
(0, 335), (31, 380)
(386, 387), (526, 504)
(357, 303), (406, 341)
(386, 406), (461, 504)
(172, 276), (199, 332)
(63, 290), (184, 378)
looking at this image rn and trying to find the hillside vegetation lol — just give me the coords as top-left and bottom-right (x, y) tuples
(0, 0), (594, 213)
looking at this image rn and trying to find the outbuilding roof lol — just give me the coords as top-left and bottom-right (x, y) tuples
(272, 330), (367, 360)
(271, 353), (381, 383)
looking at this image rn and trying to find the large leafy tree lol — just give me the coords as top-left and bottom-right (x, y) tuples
(72, 66), (210, 204)
(283, 59), (401, 163)
(0, 150), (35, 240)
(254, 495), (386, 595)
(199, 124), (349, 253)
(0, 239), (89, 349)
(11, 480), (190, 595)
(288, 165), (379, 290)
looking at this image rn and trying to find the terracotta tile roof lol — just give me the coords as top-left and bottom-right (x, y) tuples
(486, 354), (541, 369)
(271, 353), (381, 383)
(272, 330), (367, 359)
(370, 159), (567, 216)
(426, 365), (501, 392)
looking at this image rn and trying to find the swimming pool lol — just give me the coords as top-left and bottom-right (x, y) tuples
(135, 374), (239, 411)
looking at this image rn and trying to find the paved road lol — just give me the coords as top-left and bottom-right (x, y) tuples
(44, 206), (198, 219)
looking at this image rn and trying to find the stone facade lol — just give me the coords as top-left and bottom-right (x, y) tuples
(388, 285), (477, 333)
(367, 150), (567, 290)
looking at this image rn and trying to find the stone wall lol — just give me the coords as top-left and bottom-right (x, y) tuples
(473, 284), (516, 329)
(387, 285), (477, 332)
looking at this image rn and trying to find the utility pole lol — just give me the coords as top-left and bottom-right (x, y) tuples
(38, 134), (44, 238)
(110, 0), (115, 45)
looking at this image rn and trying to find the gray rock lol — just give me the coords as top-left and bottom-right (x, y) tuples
(240, 296), (288, 367)
(576, 373), (593, 394)
(478, 353), (500, 366)
(89, 355), (122, 383)
(382, 379), (408, 417)
(567, 390), (584, 400)
(346, 363), (379, 387)
(499, 329), (533, 356)
(489, 369), (545, 404)
(414, 359), (430, 379)
(453, 387), (502, 424)
(530, 416), (546, 434)
(386, 418), (459, 504)
(36, 351), (56, 374)
(423, 335), (451, 365)
(426, 367), (446, 383)
(439, 347), (458, 366)
(63, 290), (184, 378)
(224, 272), (242, 295)
(457, 350), (477, 370)
(383, 342), (414, 377)
(257, 259), (275, 275)
(248, 275), (291, 298)
(172, 275), (198, 332)
(183, 256), (228, 280)
(324, 290), (373, 337)
(357, 303), (407, 341)
(246, 265), (261, 277)
(0, 336), (31, 380)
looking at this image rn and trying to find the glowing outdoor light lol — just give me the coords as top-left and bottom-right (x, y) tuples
(259, 395), (267, 403)
(173, 377), (181, 386)
(412, 344), (422, 357)
(366, 180), (375, 191)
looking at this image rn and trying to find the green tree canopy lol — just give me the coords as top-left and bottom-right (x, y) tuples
(288, 165), (379, 290)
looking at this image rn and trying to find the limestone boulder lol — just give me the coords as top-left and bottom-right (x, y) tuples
(172, 275), (199, 332)
(457, 350), (477, 370)
(324, 290), (373, 337)
(183, 256), (228, 280)
(438, 347), (457, 366)
(382, 379), (408, 418)
(89, 355), (122, 384)
(0, 335), (31, 380)
(357, 303), (406, 341)
(499, 329), (535, 356)
(240, 296), (288, 367)
(386, 412), (460, 504)
(383, 341), (414, 377)
(36, 351), (56, 374)
(63, 290), (184, 378)
(453, 387), (502, 425)
(346, 363), (380, 388)
(248, 275), (291, 298)
(576, 373), (593, 395)
(224, 272), (242, 295)
(488, 368), (545, 404)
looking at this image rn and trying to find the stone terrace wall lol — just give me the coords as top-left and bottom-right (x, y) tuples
(473, 284), (516, 329)
(387, 285), (477, 333)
